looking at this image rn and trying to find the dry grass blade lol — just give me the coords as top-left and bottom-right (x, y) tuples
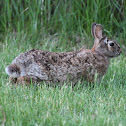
(0, 106), (6, 126)
(2, 112), (6, 126)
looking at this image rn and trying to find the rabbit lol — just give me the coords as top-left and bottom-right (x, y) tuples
(5, 23), (122, 85)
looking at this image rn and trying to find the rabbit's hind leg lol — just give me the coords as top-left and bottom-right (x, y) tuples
(17, 76), (34, 85)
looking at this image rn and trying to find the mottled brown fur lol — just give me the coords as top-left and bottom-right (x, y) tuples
(5, 23), (121, 85)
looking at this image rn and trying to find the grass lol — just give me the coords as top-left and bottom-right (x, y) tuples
(0, 82), (125, 126)
(0, 0), (126, 37)
(0, 0), (126, 125)
(0, 33), (126, 126)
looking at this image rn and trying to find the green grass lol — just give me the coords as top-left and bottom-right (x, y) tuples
(0, 0), (126, 125)
(0, 0), (126, 39)
(0, 33), (126, 126)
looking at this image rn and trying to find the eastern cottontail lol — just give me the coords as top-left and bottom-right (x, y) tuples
(5, 23), (122, 84)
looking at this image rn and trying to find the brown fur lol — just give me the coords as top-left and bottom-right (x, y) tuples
(5, 23), (122, 85)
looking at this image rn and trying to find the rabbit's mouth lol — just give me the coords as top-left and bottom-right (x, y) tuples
(106, 51), (121, 58)
(113, 51), (122, 57)
(115, 49), (122, 57)
(117, 46), (122, 55)
(111, 47), (122, 58)
(119, 49), (122, 55)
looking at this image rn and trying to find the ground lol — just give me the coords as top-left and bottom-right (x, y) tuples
(0, 33), (126, 126)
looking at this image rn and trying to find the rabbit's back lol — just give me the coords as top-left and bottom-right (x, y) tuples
(12, 49), (78, 82)
(12, 49), (109, 83)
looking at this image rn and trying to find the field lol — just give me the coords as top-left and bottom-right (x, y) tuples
(0, 0), (126, 126)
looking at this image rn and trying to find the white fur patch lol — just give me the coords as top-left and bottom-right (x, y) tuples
(104, 37), (108, 44)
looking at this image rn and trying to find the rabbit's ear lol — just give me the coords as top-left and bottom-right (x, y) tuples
(94, 24), (103, 40)
(91, 22), (97, 37)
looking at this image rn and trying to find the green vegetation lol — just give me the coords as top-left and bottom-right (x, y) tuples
(1, 0), (126, 41)
(0, 0), (126, 125)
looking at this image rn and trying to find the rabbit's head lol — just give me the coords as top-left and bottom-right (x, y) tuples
(5, 64), (21, 78)
(91, 23), (122, 58)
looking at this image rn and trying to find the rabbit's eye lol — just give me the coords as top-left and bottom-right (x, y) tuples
(109, 42), (114, 46)
(11, 69), (14, 72)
